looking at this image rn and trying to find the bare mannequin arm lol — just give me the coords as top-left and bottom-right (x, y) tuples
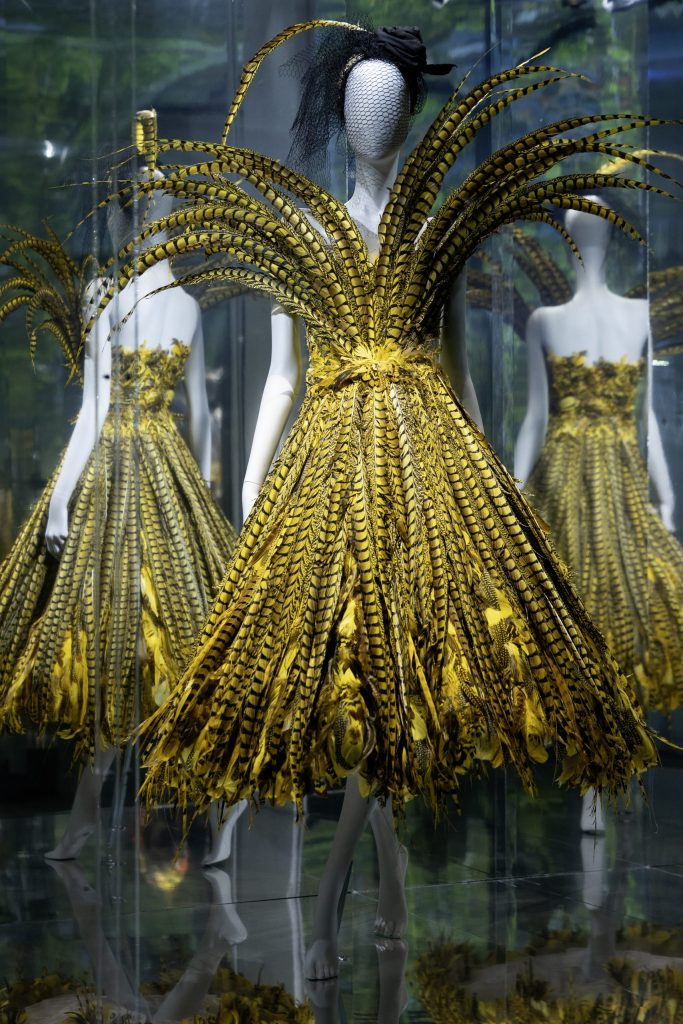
(241, 308), (301, 520)
(645, 375), (676, 531)
(514, 310), (549, 487)
(45, 296), (112, 556)
(441, 270), (484, 430)
(183, 317), (212, 482)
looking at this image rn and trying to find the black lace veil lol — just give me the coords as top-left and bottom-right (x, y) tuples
(284, 22), (452, 177)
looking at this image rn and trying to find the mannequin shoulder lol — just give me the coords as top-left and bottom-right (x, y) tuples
(525, 304), (565, 333)
(615, 292), (648, 323)
(173, 284), (202, 316)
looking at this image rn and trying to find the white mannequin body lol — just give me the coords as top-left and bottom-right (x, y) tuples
(514, 202), (676, 836)
(241, 60), (480, 981)
(44, 170), (236, 862)
(514, 202), (674, 527)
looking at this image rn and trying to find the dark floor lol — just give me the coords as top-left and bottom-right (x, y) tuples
(2, 763), (683, 1021)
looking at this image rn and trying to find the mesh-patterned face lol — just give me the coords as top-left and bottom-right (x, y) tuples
(343, 59), (411, 161)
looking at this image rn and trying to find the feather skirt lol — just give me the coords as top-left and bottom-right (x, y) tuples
(139, 362), (655, 813)
(0, 391), (236, 759)
(527, 356), (683, 715)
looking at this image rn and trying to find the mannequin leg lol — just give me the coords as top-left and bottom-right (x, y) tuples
(202, 798), (248, 867)
(153, 868), (247, 1022)
(47, 859), (144, 1013)
(304, 775), (373, 981)
(369, 800), (408, 938)
(375, 938), (408, 1024)
(580, 788), (605, 834)
(45, 746), (116, 860)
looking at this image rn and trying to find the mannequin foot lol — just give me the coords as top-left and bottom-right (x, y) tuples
(581, 791), (605, 834)
(304, 937), (341, 981)
(305, 975), (339, 1024)
(375, 842), (408, 938)
(202, 868), (247, 945)
(45, 824), (95, 861)
(376, 938), (408, 1022)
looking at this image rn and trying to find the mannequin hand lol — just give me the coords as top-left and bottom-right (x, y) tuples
(242, 480), (261, 521)
(659, 502), (676, 533)
(45, 497), (69, 557)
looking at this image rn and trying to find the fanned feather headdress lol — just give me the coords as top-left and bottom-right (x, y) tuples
(0, 224), (98, 384)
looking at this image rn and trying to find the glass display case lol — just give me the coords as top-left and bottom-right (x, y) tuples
(1, 1), (683, 1019)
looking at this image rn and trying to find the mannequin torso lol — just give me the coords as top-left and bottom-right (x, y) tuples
(241, 58), (479, 522)
(533, 287), (648, 365)
(514, 202), (671, 524)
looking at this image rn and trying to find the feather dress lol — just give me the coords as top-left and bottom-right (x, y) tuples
(527, 353), (683, 715)
(91, 19), (671, 811)
(0, 342), (236, 758)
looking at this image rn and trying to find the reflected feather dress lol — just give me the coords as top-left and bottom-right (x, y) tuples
(120, 19), (665, 813)
(527, 353), (683, 714)
(0, 343), (236, 758)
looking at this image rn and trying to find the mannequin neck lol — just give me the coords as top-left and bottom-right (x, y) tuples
(346, 151), (401, 232)
(126, 239), (174, 296)
(571, 249), (608, 295)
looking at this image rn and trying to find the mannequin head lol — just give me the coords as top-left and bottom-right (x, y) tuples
(565, 195), (613, 255)
(343, 59), (411, 162)
(564, 194), (614, 283)
(287, 23), (450, 175)
(106, 167), (174, 256)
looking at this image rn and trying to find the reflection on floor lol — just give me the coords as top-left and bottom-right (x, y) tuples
(1, 763), (683, 1021)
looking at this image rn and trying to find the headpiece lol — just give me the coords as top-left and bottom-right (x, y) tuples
(286, 22), (453, 175)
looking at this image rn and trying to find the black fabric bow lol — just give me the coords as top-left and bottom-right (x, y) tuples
(375, 25), (453, 76)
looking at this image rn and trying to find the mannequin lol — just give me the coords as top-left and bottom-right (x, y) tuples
(514, 201), (667, 493)
(515, 197), (681, 831)
(242, 58), (480, 982)
(131, 19), (662, 994)
(44, 176), (209, 859)
(0, 138), (236, 860)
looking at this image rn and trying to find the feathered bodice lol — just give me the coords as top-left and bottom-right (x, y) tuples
(111, 342), (189, 414)
(547, 352), (642, 430)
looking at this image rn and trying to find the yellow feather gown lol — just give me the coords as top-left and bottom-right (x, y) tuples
(527, 353), (683, 715)
(100, 18), (666, 813)
(0, 342), (236, 758)
(137, 332), (655, 812)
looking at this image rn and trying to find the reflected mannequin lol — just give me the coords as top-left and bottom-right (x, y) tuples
(47, 175), (241, 861)
(45, 173), (220, 860)
(515, 197), (683, 827)
(47, 859), (246, 1021)
(307, 939), (408, 1024)
(0, 116), (236, 861)
(45, 178), (197, 861)
(241, 58), (479, 982)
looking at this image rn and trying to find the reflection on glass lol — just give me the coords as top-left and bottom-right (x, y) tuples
(3, 785), (683, 1021)
(0, 147), (237, 859)
(515, 202), (683, 715)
